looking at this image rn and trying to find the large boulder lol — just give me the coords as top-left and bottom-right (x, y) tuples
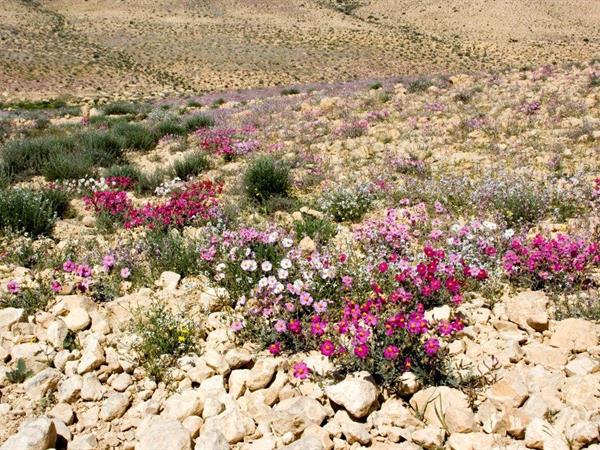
(135, 415), (192, 450)
(409, 386), (476, 433)
(0, 417), (56, 450)
(325, 376), (378, 418)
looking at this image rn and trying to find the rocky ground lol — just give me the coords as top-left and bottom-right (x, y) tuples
(0, 61), (599, 450)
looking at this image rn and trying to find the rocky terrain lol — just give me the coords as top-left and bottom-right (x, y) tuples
(0, 60), (599, 450)
(1, 0), (599, 101)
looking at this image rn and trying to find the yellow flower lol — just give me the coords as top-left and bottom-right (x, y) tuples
(178, 335), (186, 343)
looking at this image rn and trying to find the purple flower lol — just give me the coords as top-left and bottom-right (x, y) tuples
(6, 280), (20, 294)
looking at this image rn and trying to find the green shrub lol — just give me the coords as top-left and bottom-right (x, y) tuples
(0, 189), (57, 237)
(38, 189), (72, 218)
(144, 229), (201, 278)
(111, 122), (157, 151)
(184, 114), (214, 132)
(243, 155), (291, 203)
(321, 185), (374, 222)
(104, 164), (143, 182)
(2, 99), (67, 111)
(80, 131), (124, 166)
(407, 77), (433, 93)
(102, 101), (140, 115)
(369, 81), (383, 90)
(294, 215), (337, 244)
(187, 100), (202, 108)
(154, 119), (186, 138)
(281, 88), (300, 96)
(43, 152), (94, 181)
(129, 301), (202, 381)
(0, 283), (52, 314)
(211, 98), (226, 108)
(6, 359), (33, 384)
(2, 135), (76, 177)
(171, 152), (209, 180)
(135, 168), (166, 195)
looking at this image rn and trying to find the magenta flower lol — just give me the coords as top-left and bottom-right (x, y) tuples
(353, 344), (369, 359)
(293, 361), (311, 380)
(320, 340), (336, 357)
(6, 280), (20, 294)
(383, 345), (400, 360)
(51, 280), (62, 293)
(63, 260), (77, 273)
(288, 319), (302, 334)
(268, 341), (281, 355)
(424, 338), (440, 356)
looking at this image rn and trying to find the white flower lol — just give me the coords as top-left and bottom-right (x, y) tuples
(258, 277), (268, 288)
(450, 223), (461, 233)
(215, 273), (224, 281)
(241, 259), (257, 272)
(216, 263), (227, 272)
(278, 269), (288, 280)
(280, 258), (292, 269)
(504, 229), (515, 239)
(274, 282), (284, 294)
(268, 231), (279, 243)
(483, 221), (498, 231)
(261, 261), (272, 272)
(281, 238), (293, 248)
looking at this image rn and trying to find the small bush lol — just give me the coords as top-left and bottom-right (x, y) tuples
(144, 229), (201, 278)
(43, 152), (94, 181)
(2, 135), (76, 177)
(6, 359), (33, 384)
(187, 100), (202, 108)
(104, 164), (143, 182)
(369, 81), (383, 90)
(38, 189), (72, 219)
(294, 215), (337, 244)
(80, 131), (124, 167)
(184, 114), (214, 132)
(212, 98), (226, 108)
(243, 156), (291, 203)
(0, 283), (52, 314)
(102, 101), (140, 116)
(135, 169), (167, 195)
(154, 119), (186, 138)
(0, 189), (57, 237)
(407, 77), (433, 93)
(281, 88), (300, 96)
(171, 152), (209, 180)
(112, 122), (157, 151)
(321, 185), (374, 222)
(129, 301), (202, 381)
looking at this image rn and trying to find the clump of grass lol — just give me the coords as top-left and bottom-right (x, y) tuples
(104, 164), (143, 182)
(135, 168), (167, 195)
(129, 300), (202, 382)
(154, 118), (186, 138)
(6, 359), (33, 384)
(38, 189), (72, 219)
(0, 189), (59, 237)
(243, 155), (291, 203)
(183, 114), (214, 132)
(80, 130), (124, 167)
(294, 215), (337, 244)
(321, 185), (375, 222)
(211, 98), (226, 108)
(281, 88), (300, 96)
(369, 81), (383, 90)
(2, 135), (77, 177)
(187, 100), (202, 108)
(171, 152), (209, 180)
(111, 122), (157, 151)
(1, 99), (67, 111)
(407, 77), (434, 93)
(43, 152), (94, 181)
(102, 101), (141, 116)
(144, 229), (201, 278)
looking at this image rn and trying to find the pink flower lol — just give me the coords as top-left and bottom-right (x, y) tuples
(424, 338), (440, 356)
(6, 280), (20, 294)
(230, 320), (244, 332)
(293, 361), (311, 380)
(320, 340), (336, 357)
(63, 260), (76, 273)
(274, 320), (287, 333)
(269, 341), (281, 355)
(120, 267), (131, 279)
(383, 345), (400, 360)
(353, 344), (369, 359)
(102, 254), (116, 271)
(51, 280), (62, 293)
(378, 262), (389, 273)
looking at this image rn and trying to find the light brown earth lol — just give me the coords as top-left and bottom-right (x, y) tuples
(1, 0), (599, 102)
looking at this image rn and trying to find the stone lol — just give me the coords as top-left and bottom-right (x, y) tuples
(162, 390), (203, 421)
(566, 421), (600, 449)
(63, 308), (91, 332)
(224, 347), (253, 369)
(202, 396), (225, 419)
(23, 368), (61, 400)
(49, 402), (75, 425)
(204, 350), (230, 375)
(246, 358), (278, 391)
(299, 236), (317, 254)
(57, 374), (82, 403)
(195, 430), (230, 450)
(135, 415), (192, 450)
(0, 307), (25, 329)
(486, 377), (529, 408)
(77, 338), (105, 374)
(111, 372), (133, 391)
(158, 271), (181, 290)
(523, 342), (569, 370)
(46, 320), (69, 348)
(409, 386), (476, 433)
(229, 369), (249, 399)
(0, 417), (57, 450)
(275, 396), (329, 425)
(70, 434), (99, 450)
(506, 290), (549, 332)
(411, 425), (445, 449)
(325, 377), (378, 418)
(284, 436), (324, 450)
(334, 411), (371, 445)
(100, 393), (130, 421)
(565, 356), (599, 376)
(446, 432), (500, 450)
(202, 407), (255, 444)
(524, 418), (566, 450)
(302, 425), (333, 450)
(81, 373), (105, 401)
(549, 319), (598, 352)
(561, 374), (600, 411)
(182, 415), (203, 438)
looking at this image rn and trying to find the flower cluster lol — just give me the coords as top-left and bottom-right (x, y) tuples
(84, 181), (222, 230)
(196, 125), (259, 159)
(503, 234), (600, 291)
